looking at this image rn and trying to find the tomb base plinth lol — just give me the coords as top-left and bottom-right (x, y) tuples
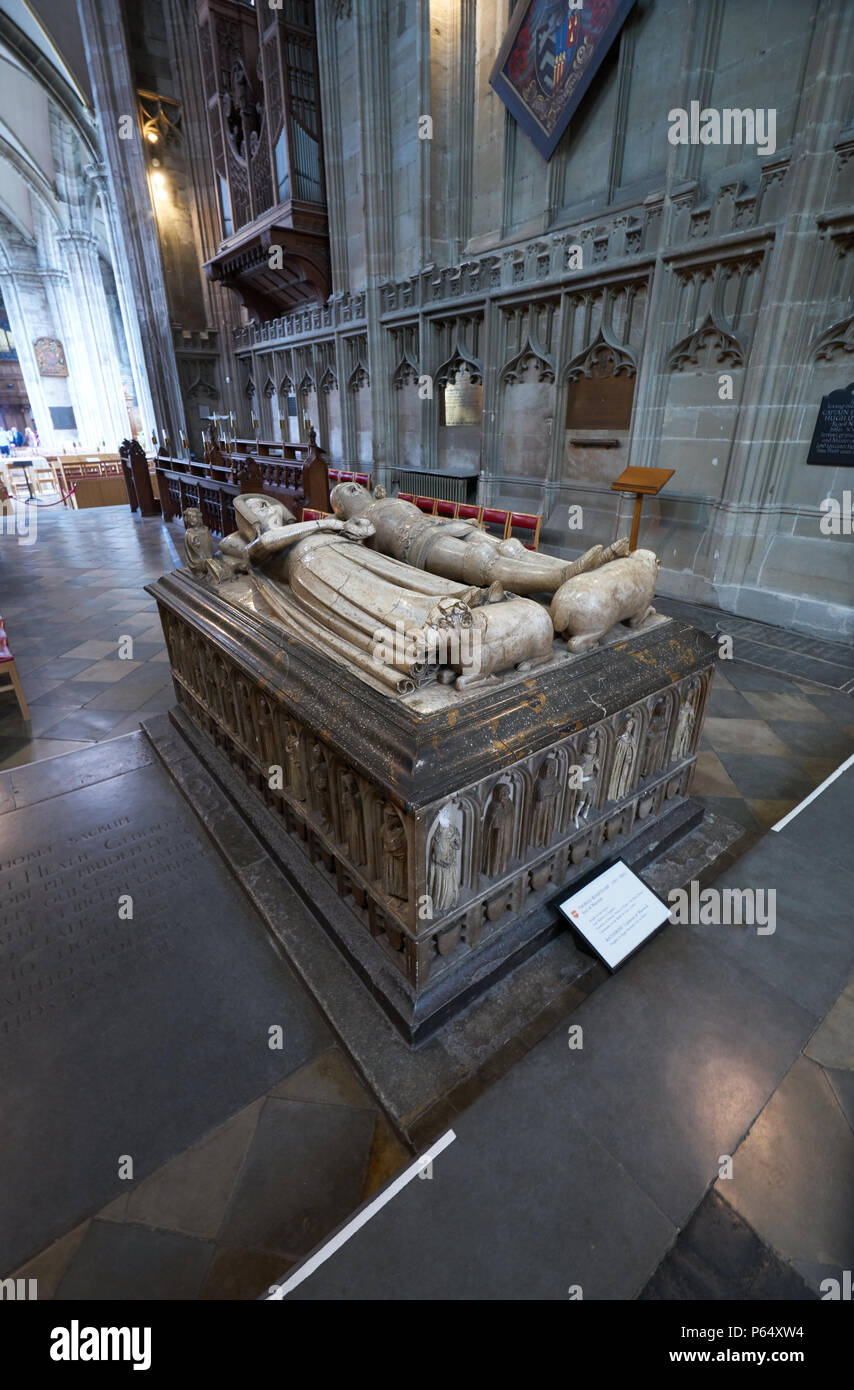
(147, 570), (717, 1044)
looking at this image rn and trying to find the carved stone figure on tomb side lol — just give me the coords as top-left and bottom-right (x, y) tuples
(530, 754), (561, 847)
(568, 733), (601, 827)
(381, 804), (408, 900)
(608, 715), (638, 801)
(642, 699), (669, 778)
(182, 506), (216, 578)
(671, 682), (698, 762)
(235, 676), (256, 752)
(182, 505), (245, 584)
(429, 816), (461, 912)
(285, 721), (306, 800)
(340, 770), (367, 865)
(309, 741), (332, 828)
(256, 696), (276, 768)
(482, 783), (514, 878)
(206, 654), (225, 724)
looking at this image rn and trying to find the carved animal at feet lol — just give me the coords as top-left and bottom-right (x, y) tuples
(550, 549), (660, 653)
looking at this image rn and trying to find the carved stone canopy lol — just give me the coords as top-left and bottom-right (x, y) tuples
(565, 325), (636, 382)
(667, 311), (745, 371)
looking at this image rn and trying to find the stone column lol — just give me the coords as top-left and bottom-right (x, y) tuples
(52, 230), (132, 448)
(76, 0), (186, 447)
(85, 162), (156, 444)
(0, 269), (58, 449)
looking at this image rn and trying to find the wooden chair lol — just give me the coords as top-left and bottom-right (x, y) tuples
(5, 462), (34, 501)
(456, 503), (483, 527)
(415, 495), (438, 515)
(32, 458), (65, 500)
(397, 491), (415, 504)
(302, 507), (332, 521)
(507, 510), (542, 550)
(0, 616), (29, 721)
(480, 506), (511, 540)
(435, 498), (458, 519)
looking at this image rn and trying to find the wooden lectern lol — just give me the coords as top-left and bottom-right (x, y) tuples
(610, 466), (674, 551)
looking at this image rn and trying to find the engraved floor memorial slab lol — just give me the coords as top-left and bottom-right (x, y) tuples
(0, 742), (330, 1275)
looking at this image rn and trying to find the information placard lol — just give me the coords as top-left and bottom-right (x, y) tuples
(557, 860), (670, 970)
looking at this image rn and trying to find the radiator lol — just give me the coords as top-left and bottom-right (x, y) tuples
(394, 471), (470, 504)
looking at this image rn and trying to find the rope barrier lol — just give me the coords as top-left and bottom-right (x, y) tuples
(20, 483), (77, 506)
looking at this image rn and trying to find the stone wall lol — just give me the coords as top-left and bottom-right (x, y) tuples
(227, 0), (854, 640)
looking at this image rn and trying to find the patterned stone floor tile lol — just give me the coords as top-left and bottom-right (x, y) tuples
(200, 1247), (291, 1302)
(270, 1046), (376, 1110)
(362, 1113), (411, 1200)
(54, 1221), (214, 1301)
(745, 798), (797, 829)
(714, 751), (814, 801)
(216, 1098), (377, 1259)
(702, 717), (791, 757)
(766, 720), (854, 760)
(824, 1068), (854, 1134)
(804, 982), (854, 1071)
(59, 640), (120, 660)
(639, 1191), (815, 1301)
(690, 749), (741, 798)
(800, 755), (846, 783)
(70, 659), (142, 683)
(743, 690), (831, 722)
(121, 1098), (266, 1240)
(714, 1057), (854, 1289)
(12, 1223), (90, 1301)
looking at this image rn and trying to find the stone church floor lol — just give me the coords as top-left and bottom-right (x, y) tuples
(283, 765), (854, 1301)
(1, 504), (852, 1299)
(0, 733), (409, 1300)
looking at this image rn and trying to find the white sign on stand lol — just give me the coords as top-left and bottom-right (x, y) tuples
(557, 860), (670, 970)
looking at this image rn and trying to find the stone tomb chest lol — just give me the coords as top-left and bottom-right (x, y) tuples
(148, 570), (716, 1043)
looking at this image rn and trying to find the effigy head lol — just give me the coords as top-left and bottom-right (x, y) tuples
(234, 492), (294, 539)
(330, 481), (372, 518)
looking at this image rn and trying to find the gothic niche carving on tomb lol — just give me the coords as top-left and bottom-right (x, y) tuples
(284, 721), (306, 800)
(340, 770), (366, 865)
(381, 804), (408, 901)
(482, 783), (514, 878)
(429, 815), (461, 912)
(530, 754), (561, 848)
(608, 715), (639, 801)
(671, 678), (699, 762)
(567, 732), (602, 827)
(309, 741), (331, 829)
(642, 699), (670, 778)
